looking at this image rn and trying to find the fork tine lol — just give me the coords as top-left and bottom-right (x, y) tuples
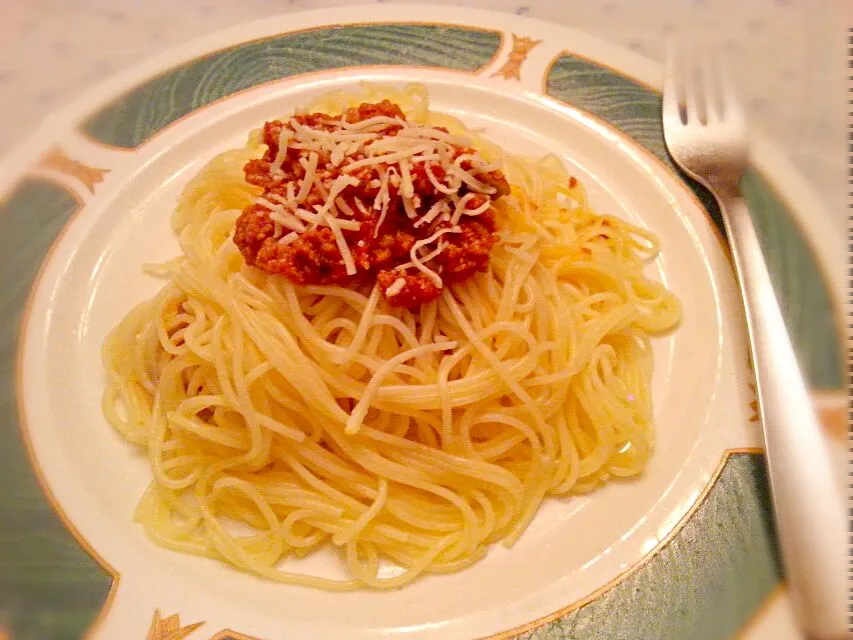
(699, 45), (721, 123)
(717, 52), (744, 125)
(662, 39), (682, 124)
(681, 47), (702, 124)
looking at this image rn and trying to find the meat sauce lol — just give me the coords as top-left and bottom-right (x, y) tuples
(233, 100), (510, 308)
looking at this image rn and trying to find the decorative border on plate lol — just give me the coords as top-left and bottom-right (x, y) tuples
(78, 23), (504, 151)
(146, 610), (204, 640)
(488, 449), (771, 640)
(37, 148), (109, 194)
(490, 34), (542, 80)
(6, 177), (122, 640)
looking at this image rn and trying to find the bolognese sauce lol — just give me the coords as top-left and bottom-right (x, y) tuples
(233, 100), (510, 308)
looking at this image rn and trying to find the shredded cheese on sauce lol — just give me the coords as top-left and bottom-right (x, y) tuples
(296, 152), (319, 203)
(384, 277), (407, 297)
(253, 111), (502, 291)
(409, 226), (461, 288)
(270, 129), (292, 175)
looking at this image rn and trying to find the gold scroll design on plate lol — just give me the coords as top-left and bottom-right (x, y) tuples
(747, 383), (760, 423)
(747, 383), (844, 440)
(491, 34), (542, 81)
(38, 148), (109, 194)
(146, 610), (204, 640)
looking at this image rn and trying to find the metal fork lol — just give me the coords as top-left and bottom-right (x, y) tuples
(662, 46), (847, 639)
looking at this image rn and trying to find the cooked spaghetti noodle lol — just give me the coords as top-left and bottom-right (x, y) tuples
(102, 83), (681, 590)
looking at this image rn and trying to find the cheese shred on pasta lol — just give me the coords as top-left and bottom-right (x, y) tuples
(102, 83), (681, 590)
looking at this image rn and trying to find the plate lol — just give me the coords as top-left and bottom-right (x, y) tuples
(0, 6), (843, 640)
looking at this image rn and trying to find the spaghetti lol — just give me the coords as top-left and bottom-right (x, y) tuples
(102, 83), (681, 590)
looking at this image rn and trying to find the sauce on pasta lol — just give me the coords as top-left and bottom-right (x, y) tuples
(234, 100), (509, 308)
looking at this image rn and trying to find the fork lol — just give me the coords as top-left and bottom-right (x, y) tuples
(662, 45), (847, 639)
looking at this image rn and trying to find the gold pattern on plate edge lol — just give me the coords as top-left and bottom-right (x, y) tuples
(748, 383), (760, 423)
(490, 34), (542, 81)
(749, 379), (845, 441)
(38, 147), (109, 193)
(146, 610), (204, 640)
(209, 630), (260, 640)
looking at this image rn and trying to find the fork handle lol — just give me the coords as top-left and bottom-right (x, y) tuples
(716, 187), (847, 639)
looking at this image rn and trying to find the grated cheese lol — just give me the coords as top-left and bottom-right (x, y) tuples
(268, 193), (290, 206)
(402, 194), (419, 219)
(446, 163), (496, 194)
(409, 226), (461, 288)
(270, 128), (292, 175)
(414, 199), (450, 229)
(255, 196), (284, 212)
(408, 153), (442, 164)
(339, 115), (405, 131)
(335, 196), (356, 218)
(398, 158), (414, 199)
(396, 240), (447, 271)
(296, 152), (319, 203)
(269, 209), (307, 233)
(324, 213), (357, 276)
(353, 197), (370, 216)
(372, 167), (392, 237)
(384, 277), (407, 297)
(343, 144), (434, 171)
(345, 139), (365, 157)
(330, 142), (348, 167)
(278, 231), (300, 245)
(255, 111), (502, 288)
(450, 192), (491, 225)
(397, 127), (471, 146)
(425, 162), (458, 195)
(290, 119), (377, 142)
(294, 207), (322, 225)
(315, 175), (359, 218)
(285, 182), (297, 207)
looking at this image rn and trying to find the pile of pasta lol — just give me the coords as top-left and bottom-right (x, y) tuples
(103, 83), (681, 589)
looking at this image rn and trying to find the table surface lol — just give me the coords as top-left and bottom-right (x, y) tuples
(1, 0), (846, 233)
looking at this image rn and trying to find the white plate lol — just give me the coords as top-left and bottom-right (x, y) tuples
(19, 70), (752, 640)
